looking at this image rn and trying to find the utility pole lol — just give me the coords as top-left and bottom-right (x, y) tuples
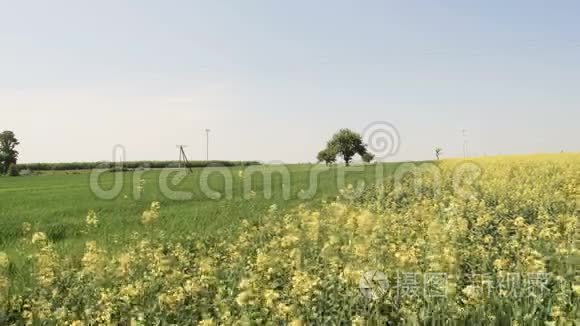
(205, 129), (211, 161)
(176, 145), (193, 173)
(177, 145), (187, 168)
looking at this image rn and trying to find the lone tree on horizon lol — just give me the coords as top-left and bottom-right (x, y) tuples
(318, 129), (372, 166)
(434, 147), (443, 160)
(0, 131), (20, 175)
(317, 148), (337, 166)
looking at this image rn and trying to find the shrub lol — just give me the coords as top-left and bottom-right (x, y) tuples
(7, 163), (19, 176)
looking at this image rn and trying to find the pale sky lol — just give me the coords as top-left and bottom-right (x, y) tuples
(1, 1), (578, 164)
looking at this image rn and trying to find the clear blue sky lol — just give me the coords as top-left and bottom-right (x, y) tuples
(1, 1), (578, 163)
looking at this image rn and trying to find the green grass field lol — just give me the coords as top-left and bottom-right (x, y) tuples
(0, 163), (404, 290)
(0, 163), (402, 255)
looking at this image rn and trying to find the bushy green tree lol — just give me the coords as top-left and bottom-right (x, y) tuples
(327, 129), (368, 166)
(317, 148), (337, 166)
(0, 131), (19, 175)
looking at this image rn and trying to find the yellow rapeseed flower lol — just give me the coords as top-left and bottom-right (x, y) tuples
(31, 232), (48, 244)
(86, 210), (99, 227)
(21, 222), (32, 234)
(141, 201), (161, 225)
(0, 252), (9, 270)
(198, 319), (216, 326)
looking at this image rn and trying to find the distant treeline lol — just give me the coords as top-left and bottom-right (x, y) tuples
(17, 160), (260, 171)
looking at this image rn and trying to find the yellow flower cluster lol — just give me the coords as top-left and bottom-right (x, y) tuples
(0, 153), (577, 324)
(34, 244), (59, 288)
(0, 252), (8, 270)
(81, 241), (106, 278)
(85, 209), (99, 228)
(0, 252), (8, 304)
(31, 231), (47, 244)
(141, 201), (161, 225)
(22, 222), (32, 234)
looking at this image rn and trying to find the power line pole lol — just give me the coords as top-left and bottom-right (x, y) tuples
(177, 145), (187, 168)
(205, 129), (211, 161)
(176, 145), (193, 173)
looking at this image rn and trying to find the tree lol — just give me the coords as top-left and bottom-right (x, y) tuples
(327, 129), (369, 166)
(317, 148), (337, 166)
(435, 147), (443, 160)
(0, 131), (20, 175)
(361, 152), (375, 163)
